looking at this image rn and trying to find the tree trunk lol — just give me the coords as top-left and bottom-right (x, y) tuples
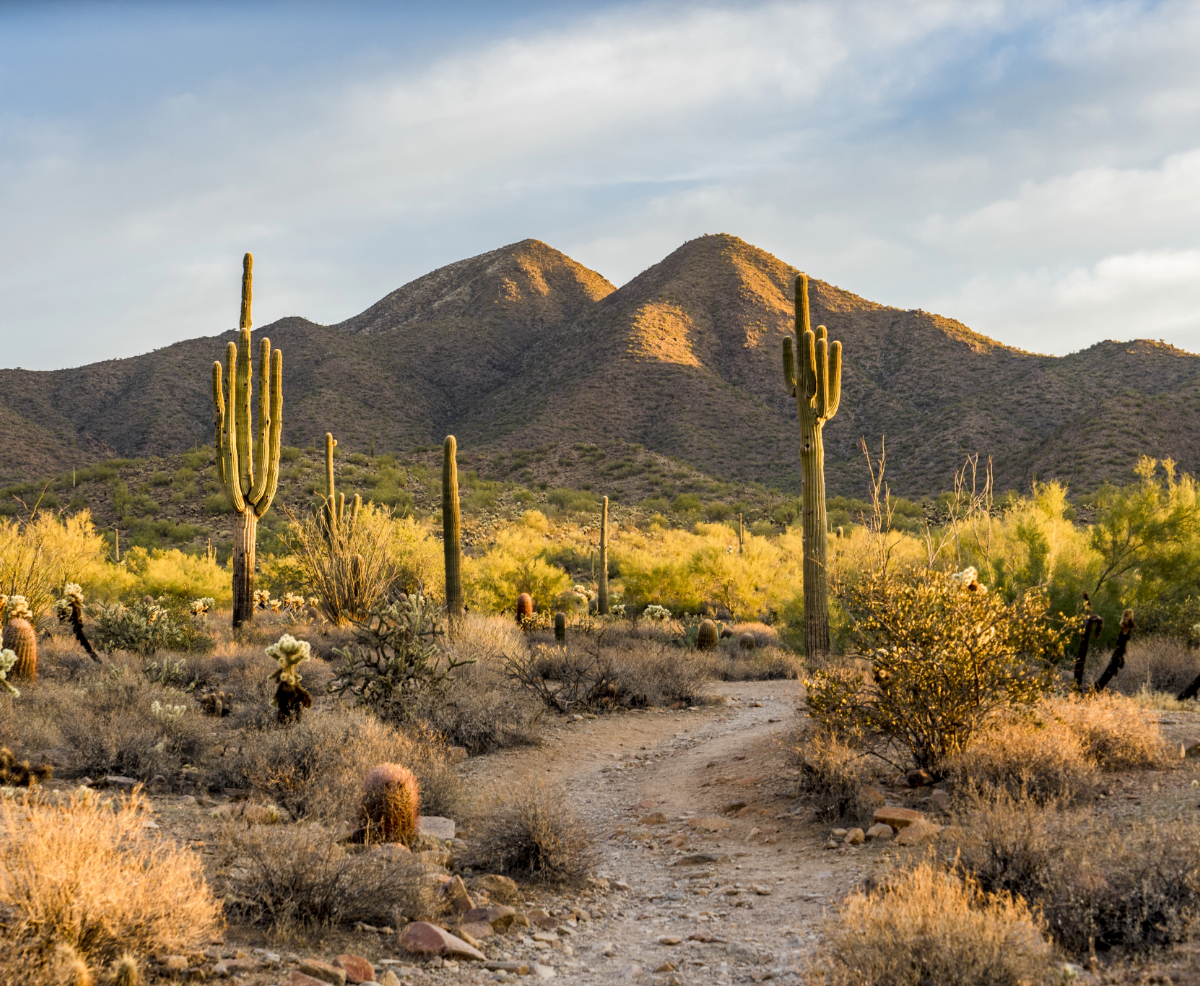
(801, 416), (830, 658)
(232, 508), (257, 629)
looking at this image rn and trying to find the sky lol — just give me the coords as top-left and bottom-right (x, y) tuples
(2, 0), (1199, 369)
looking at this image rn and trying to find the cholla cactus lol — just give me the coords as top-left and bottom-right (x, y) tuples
(283, 592), (305, 609)
(190, 597), (215, 616)
(306, 595), (320, 608)
(643, 604), (671, 621)
(4, 596), (32, 622)
(950, 567), (988, 594)
(253, 589), (271, 609)
(55, 584), (100, 663)
(268, 633), (313, 723)
(611, 603), (627, 618)
(0, 649), (19, 697)
(151, 700), (187, 721)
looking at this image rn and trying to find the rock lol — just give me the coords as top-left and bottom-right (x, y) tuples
(333, 955), (375, 984)
(299, 959), (347, 986)
(586, 876), (611, 890)
(447, 746), (468, 764)
(865, 823), (893, 841)
(723, 800), (748, 813)
(287, 974), (330, 986)
(531, 963), (556, 979)
(830, 828), (848, 838)
(365, 843), (411, 863)
(929, 789), (951, 811)
(418, 815), (456, 840)
(677, 853), (727, 865)
(526, 908), (559, 929)
(103, 775), (137, 790)
(380, 974), (403, 986)
(689, 932), (715, 943)
(844, 828), (865, 846)
(873, 806), (924, 830)
(726, 942), (761, 964)
(657, 935), (682, 945)
(474, 873), (520, 903)
(612, 880), (632, 891)
(689, 816), (732, 832)
(531, 931), (558, 943)
(242, 803), (280, 825)
(749, 885), (773, 895)
(148, 775), (171, 794)
(860, 785), (887, 807)
(462, 905), (517, 930)
(906, 768), (934, 787)
(896, 818), (942, 846)
(398, 922), (485, 961)
(458, 920), (494, 940)
(163, 956), (189, 971)
(639, 812), (669, 825)
(437, 875), (475, 912)
(627, 827), (654, 841)
(215, 958), (261, 974)
(485, 962), (531, 974)
(638, 799), (658, 809)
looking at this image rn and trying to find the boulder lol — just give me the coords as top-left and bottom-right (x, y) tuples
(461, 905), (517, 930)
(896, 818), (942, 846)
(298, 959), (347, 986)
(844, 828), (865, 846)
(333, 955), (375, 985)
(873, 806), (924, 830)
(437, 875), (474, 913)
(418, 816), (456, 840)
(397, 922), (486, 961)
(865, 823), (893, 841)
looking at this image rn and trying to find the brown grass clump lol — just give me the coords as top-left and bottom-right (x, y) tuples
(0, 790), (219, 982)
(944, 714), (1095, 802)
(793, 724), (882, 825)
(1042, 692), (1171, 770)
(473, 780), (595, 885)
(809, 859), (1055, 986)
(947, 791), (1200, 958)
(1104, 634), (1200, 697)
(222, 822), (435, 930)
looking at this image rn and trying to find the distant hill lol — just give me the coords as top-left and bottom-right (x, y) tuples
(1, 234), (1197, 499)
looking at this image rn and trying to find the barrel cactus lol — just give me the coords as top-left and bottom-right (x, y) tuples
(696, 619), (719, 651)
(516, 593), (534, 625)
(358, 763), (420, 845)
(782, 273), (842, 657)
(2, 595), (37, 683)
(738, 632), (757, 651)
(554, 612), (566, 642)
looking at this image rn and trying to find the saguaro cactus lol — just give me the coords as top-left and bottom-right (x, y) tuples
(212, 253), (283, 628)
(598, 496), (610, 615)
(443, 435), (464, 626)
(782, 273), (842, 657)
(320, 432), (360, 542)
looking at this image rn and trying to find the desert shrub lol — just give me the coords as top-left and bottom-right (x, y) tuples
(943, 714), (1095, 802)
(1040, 692), (1170, 769)
(281, 501), (399, 625)
(465, 528), (572, 615)
(57, 674), (209, 779)
(793, 723), (883, 825)
(388, 516), (443, 599)
(222, 823), (435, 929)
(122, 546), (230, 605)
(0, 509), (110, 621)
(610, 646), (710, 707)
(707, 646), (802, 681)
(1105, 634), (1200, 697)
(329, 596), (474, 723)
(948, 792), (1200, 957)
(90, 597), (211, 656)
(0, 790), (219, 979)
(473, 780), (595, 884)
(809, 570), (1068, 770)
(216, 707), (462, 822)
(809, 860), (1054, 986)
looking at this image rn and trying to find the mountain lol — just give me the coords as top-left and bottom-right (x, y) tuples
(1, 234), (1198, 500)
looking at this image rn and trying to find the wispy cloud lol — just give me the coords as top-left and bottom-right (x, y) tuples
(0, 0), (1198, 367)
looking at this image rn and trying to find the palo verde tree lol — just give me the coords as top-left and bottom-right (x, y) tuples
(782, 273), (842, 657)
(211, 253), (283, 628)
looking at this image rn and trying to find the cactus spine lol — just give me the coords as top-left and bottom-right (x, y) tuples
(782, 273), (842, 658)
(597, 496), (610, 615)
(212, 253), (283, 628)
(443, 436), (464, 626)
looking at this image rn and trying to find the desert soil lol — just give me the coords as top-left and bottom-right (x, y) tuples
(149, 681), (1200, 985)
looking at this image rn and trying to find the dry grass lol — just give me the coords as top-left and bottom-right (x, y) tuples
(704, 646), (802, 681)
(215, 707), (462, 823)
(792, 723), (884, 825)
(1098, 634), (1200, 698)
(1041, 692), (1171, 770)
(809, 859), (1055, 986)
(221, 822), (436, 931)
(472, 780), (596, 885)
(0, 790), (219, 983)
(946, 791), (1200, 958)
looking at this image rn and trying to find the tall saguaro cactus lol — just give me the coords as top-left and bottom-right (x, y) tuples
(597, 496), (610, 615)
(782, 273), (842, 657)
(443, 435), (464, 626)
(212, 253), (283, 628)
(321, 432), (360, 541)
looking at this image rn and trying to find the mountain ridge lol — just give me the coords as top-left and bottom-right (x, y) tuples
(1, 233), (1196, 499)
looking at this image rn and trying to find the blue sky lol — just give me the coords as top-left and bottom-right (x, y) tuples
(2, 0), (1199, 368)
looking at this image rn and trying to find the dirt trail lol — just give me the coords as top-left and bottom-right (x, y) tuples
(459, 679), (879, 984)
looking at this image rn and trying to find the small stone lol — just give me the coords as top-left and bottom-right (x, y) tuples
(654, 961), (677, 972)
(298, 959), (347, 986)
(380, 973), (403, 986)
(242, 803), (280, 825)
(627, 827), (654, 841)
(689, 816), (732, 832)
(612, 880), (632, 892)
(844, 828), (865, 846)
(526, 908), (559, 929)
(929, 789), (951, 811)
(462, 905), (517, 930)
(474, 873), (520, 903)
(830, 828), (848, 838)
(638, 799), (658, 809)
(723, 800), (747, 814)
(397, 921), (486, 961)
(438, 875), (475, 912)
(873, 806), (924, 830)
(286, 974), (329, 986)
(456, 927), (483, 949)
(532, 932), (558, 943)
(657, 934), (682, 945)
(749, 885), (773, 895)
(530, 963), (556, 979)
(334, 955), (375, 985)
(586, 876), (611, 890)
(688, 932), (715, 943)
(164, 956), (189, 971)
(485, 962), (531, 974)
(865, 823), (893, 841)
(418, 815), (456, 840)
(677, 853), (727, 865)
(103, 775), (137, 790)
(458, 920), (494, 940)
(148, 774), (171, 794)
(639, 812), (669, 825)
(896, 818), (942, 846)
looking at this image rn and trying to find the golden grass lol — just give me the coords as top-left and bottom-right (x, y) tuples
(0, 790), (219, 983)
(944, 714), (1095, 801)
(1042, 691), (1171, 770)
(810, 859), (1055, 986)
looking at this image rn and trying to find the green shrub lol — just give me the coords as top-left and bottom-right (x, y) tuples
(546, 488), (596, 513)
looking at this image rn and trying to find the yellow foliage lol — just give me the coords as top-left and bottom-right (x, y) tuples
(390, 516), (444, 601)
(120, 547), (231, 606)
(466, 527), (571, 614)
(0, 510), (113, 620)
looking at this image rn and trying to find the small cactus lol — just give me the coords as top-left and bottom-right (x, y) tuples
(0, 649), (19, 698)
(2, 595), (37, 683)
(554, 611), (566, 641)
(111, 954), (139, 986)
(267, 633), (312, 723)
(358, 763), (421, 844)
(52, 944), (92, 986)
(516, 593), (534, 625)
(56, 583), (100, 662)
(738, 632), (757, 651)
(696, 619), (719, 651)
